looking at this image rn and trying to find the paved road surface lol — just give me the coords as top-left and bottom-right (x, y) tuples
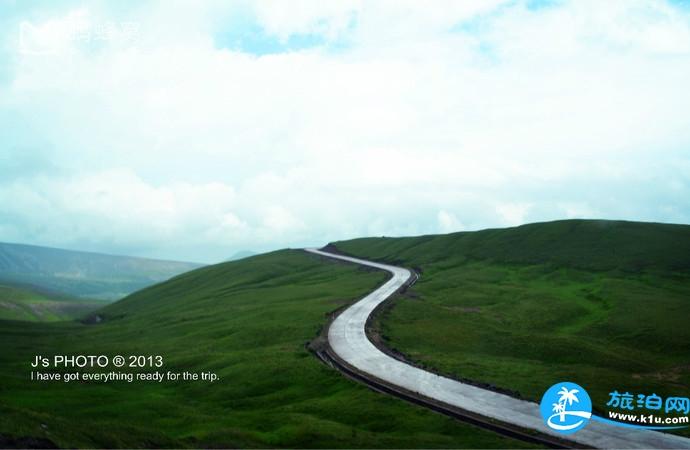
(306, 248), (690, 449)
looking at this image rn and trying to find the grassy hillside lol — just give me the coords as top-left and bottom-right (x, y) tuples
(0, 242), (203, 301)
(0, 282), (101, 322)
(333, 219), (690, 429)
(0, 250), (528, 448)
(337, 219), (690, 273)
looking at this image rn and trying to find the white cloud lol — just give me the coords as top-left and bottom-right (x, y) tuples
(260, 205), (304, 234)
(253, 0), (359, 41)
(437, 210), (465, 234)
(17, 8), (91, 56)
(495, 202), (532, 226)
(1, 0), (690, 262)
(0, 169), (240, 256)
(559, 202), (598, 219)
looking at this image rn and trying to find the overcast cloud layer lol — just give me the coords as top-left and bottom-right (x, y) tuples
(1, 0), (690, 263)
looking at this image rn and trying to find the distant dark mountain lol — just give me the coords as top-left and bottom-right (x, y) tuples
(227, 250), (257, 261)
(0, 242), (204, 301)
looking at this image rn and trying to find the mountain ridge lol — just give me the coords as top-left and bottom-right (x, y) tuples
(332, 219), (690, 273)
(0, 241), (203, 301)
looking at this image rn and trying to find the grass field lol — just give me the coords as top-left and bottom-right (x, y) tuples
(0, 283), (102, 322)
(0, 250), (529, 448)
(334, 219), (690, 432)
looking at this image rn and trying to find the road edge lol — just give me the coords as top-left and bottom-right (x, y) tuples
(304, 248), (583, 449)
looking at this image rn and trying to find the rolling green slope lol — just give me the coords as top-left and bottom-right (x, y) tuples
(336, 219), (690, 272)
(0, 282), (101, 322)
(0, 250), (527, 448)
(333, 219), (690, 428)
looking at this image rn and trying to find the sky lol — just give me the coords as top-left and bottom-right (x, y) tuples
(1, 0), (690, 263)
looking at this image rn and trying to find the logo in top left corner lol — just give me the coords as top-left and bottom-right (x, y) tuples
(19, 20), (60, 55)
(540, 381), (592, 434)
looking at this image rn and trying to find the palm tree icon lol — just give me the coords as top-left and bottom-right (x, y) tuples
(556, 386), (580, 422)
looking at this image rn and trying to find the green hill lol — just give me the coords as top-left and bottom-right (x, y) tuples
(335, 219), (690, 273)
(333, 219), (690, 431)
(4, 219), (687, 447)
(0, 250), (524, 449)
(0, 242), (203, 301)
(0, 282), (101, 322)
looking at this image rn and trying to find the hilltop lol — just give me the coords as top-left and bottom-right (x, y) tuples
(334, 219), (690, 273)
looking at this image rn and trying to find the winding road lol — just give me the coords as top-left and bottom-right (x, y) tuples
(306, 248), (690, 449)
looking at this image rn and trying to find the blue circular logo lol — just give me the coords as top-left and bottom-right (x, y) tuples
(540, 381), (592, 434)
